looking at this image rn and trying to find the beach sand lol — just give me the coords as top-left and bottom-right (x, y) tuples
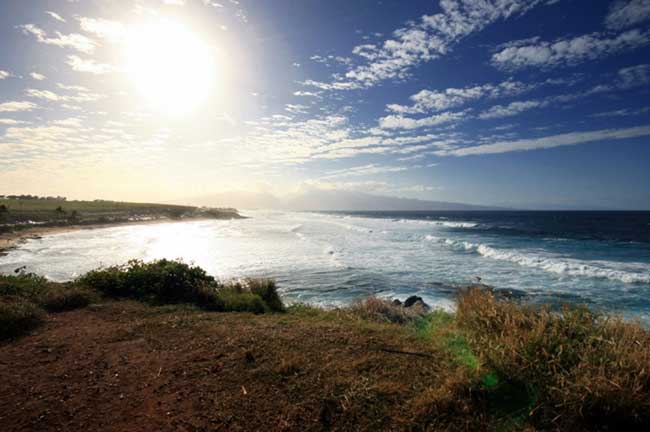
(0, 217), (220, 256)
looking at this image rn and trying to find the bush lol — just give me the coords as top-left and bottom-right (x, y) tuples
(0, 273), (48, 299)
(456, 287), (650, 430)
(219, 290), (268, 314)
(0, 298), (44, 340)
(349, 296), (427, 324)
(78, 259), (215, 303)
(239, 278), (284, 312)
(40, 285), (99, 312)
(78, 260), (284, 313)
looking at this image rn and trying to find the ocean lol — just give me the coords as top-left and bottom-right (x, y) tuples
(1, 210), (649, 320)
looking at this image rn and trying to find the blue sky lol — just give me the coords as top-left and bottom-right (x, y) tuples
(1, 0), (649, 209)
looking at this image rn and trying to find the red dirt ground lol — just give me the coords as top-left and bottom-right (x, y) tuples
(0, 301), (461, 431)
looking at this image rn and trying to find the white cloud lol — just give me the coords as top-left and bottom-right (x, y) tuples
(590, 107), (650, 117)
(293, 91), (322, 98)
(0, 119), (28, 125)
(0, 101), (38, 113)
(0, 70), (10, 79)
(285, 104), (309, 114)
(77, 17), (127, 43)
(617, 63), (650, 88)
(387, 80), (534, 114)
(320, 164), (408, 179)
(45, 11), (66, 23)
(478, 100), (547, 119)
(19, 24), (96, 53)
(302, 179), (389, 192)
(436, 125), (650, 156)
(25, 89), (61, 101)
(162, 0), (186, 5)
(307, 0), (546, 90)
(379, 111), (466, 130)
(25, 88), (102, 104)
(605, 0), (650, 30)
(492, 29), (650, 70)
(29, 72), (46, 81)
(66, 55), (114, 74)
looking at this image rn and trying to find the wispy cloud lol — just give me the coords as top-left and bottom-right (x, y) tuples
(305, 0), (547, 90)
(77, 17), (127, 43)
(320, 164), (409, 179)
(0, 101), (38, 113)
(66, 55), (114, 74)
(45, 11), (66, 23)
(492, 29), (650, 70)
(478, 100), (547, 119)
(387, 80), (536, 115)
(19, 24), (96, 53)
(379, 110), (466, 130)
(590, 107), (650, 117)
(0, 70), (10, 79)
(29, 72), (46, 81)
(26, 87), (102, 103)
(436, 125), (650, 156)
(605, 0), (650, 30)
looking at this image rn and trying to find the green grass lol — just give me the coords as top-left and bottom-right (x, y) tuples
(0, 198), (241, 229)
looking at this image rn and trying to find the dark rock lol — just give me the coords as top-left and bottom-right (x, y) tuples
(392, 299), (402, 306)
(493, 288), (527, 300)
(404, 295), (429, 310)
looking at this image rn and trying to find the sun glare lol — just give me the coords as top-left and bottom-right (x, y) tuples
(125, 19), (216, 115)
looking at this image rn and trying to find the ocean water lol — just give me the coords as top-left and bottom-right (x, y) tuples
(1, 210), (650, 320)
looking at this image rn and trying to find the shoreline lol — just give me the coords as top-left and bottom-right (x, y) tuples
(0, 217), (231, 257)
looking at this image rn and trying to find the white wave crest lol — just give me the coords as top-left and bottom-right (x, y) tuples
(439, 238), (650, 284)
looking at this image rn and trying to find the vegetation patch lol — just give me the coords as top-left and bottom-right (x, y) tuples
(0, 297), (44, 340)
(348, 296), (428, 324)
(78, 259), (283, 313)
(456, 287), (650, 430)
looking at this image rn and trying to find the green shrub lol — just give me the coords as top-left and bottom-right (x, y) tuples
(78, 260), (284, 314)
(456, 287), (650, 430)
(77, 266), (125, 297)
(0, 298), (44, 340)
(0, 273), (48, 299)
(243, 278), (284, 312)
(219, 289), (268, 314)
(78, 259), (216, 303)
(193, 284), (225, 311)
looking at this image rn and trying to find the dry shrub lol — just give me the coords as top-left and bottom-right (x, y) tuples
(40, 285), (99, 312)
(457, 287), (650, 430)
(349, 296), (427, 324)
(0, 297), (44, 340)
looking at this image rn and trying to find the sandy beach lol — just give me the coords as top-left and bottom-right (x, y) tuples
(0, 217), (221, 257)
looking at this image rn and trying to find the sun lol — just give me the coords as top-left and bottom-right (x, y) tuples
(125, 19), (217, 115)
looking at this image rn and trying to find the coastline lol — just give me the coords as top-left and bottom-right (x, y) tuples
(0, 217), (231, 257)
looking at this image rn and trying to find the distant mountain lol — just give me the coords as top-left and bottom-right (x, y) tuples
(189, 189), (504, 211)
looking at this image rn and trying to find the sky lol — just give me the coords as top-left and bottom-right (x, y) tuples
(1, 0), (650, 209)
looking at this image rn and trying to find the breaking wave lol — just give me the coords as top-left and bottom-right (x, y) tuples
(429, 236), (650, 284)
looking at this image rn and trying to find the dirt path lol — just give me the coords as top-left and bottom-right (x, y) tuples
(0, 302), (451, 431)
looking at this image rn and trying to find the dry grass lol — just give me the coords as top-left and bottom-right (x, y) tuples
(348, 296), (428, 324)
(456, 287), (650, 430)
